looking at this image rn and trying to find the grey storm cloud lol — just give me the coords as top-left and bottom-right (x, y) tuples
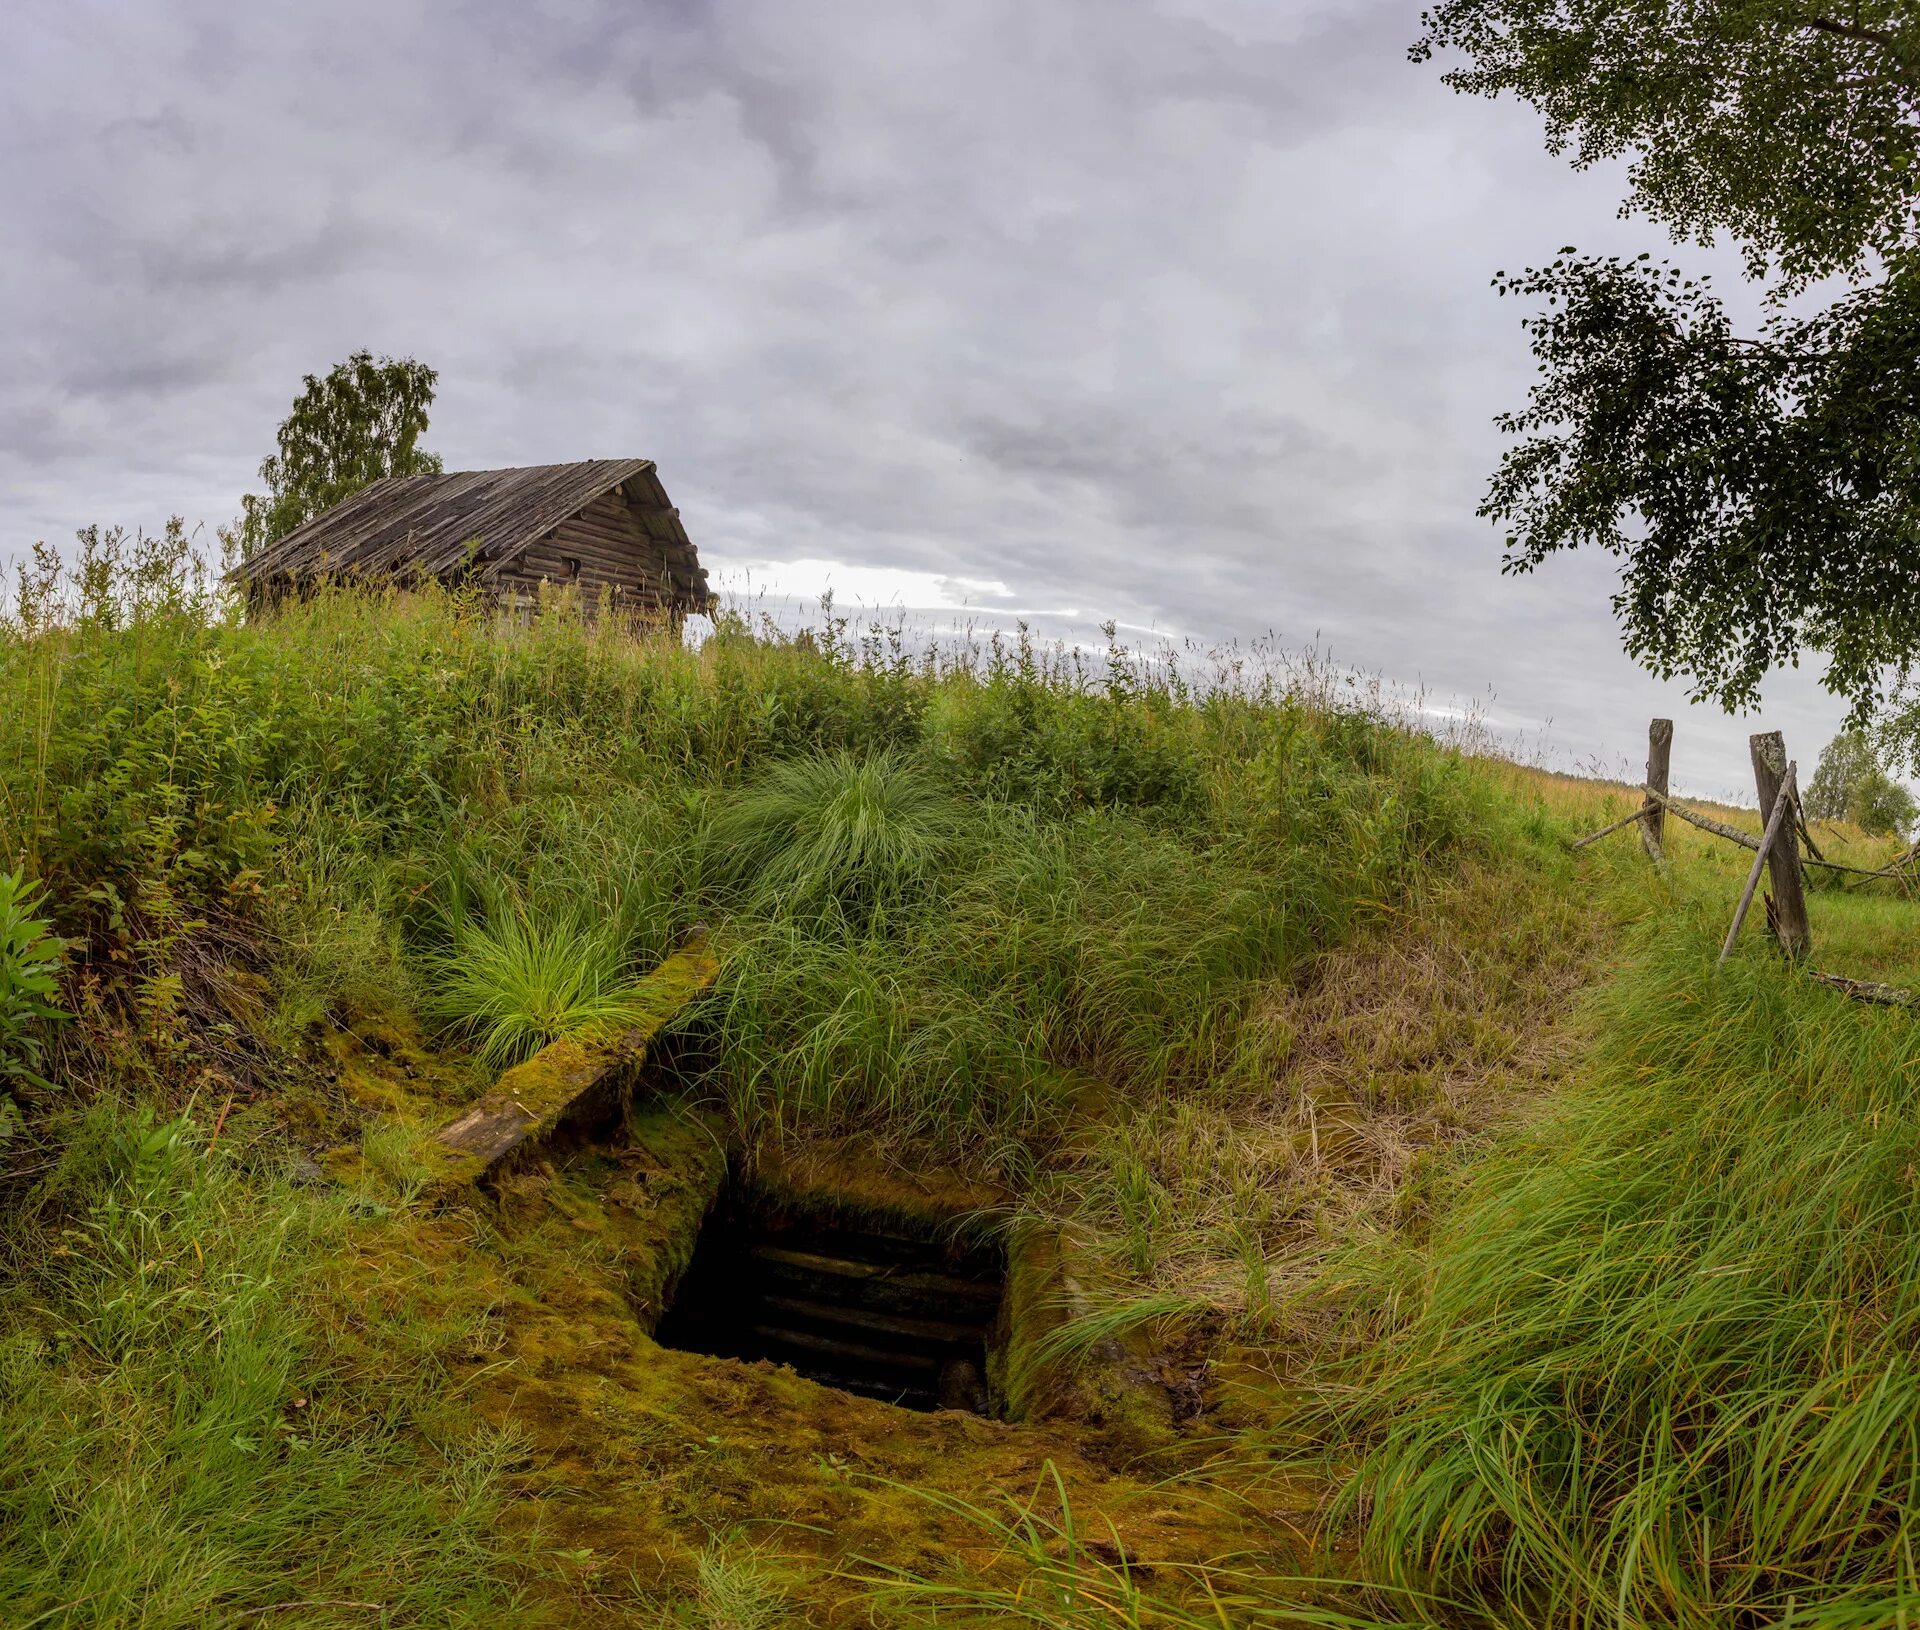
(0, 0), (1863, 801)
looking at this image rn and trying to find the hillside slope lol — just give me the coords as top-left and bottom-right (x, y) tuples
(6, 559), (1919, 1625)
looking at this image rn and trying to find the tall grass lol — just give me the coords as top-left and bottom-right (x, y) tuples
(1331, 880), (1920, 1627)
(0, 554), (1481, 1157)
(28, 547), (1920, 1625)
(0, 1102), (527, 1626)
(698, 795), (1334, 1159)
(708, 746), (966, 921)
(0, 545), (1511, 1621)
(421, 897), (660, 1068)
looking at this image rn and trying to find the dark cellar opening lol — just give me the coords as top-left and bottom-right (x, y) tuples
(655, 1188), (1006, 1414)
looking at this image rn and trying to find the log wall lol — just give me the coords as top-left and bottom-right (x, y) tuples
(478, 480), (712, 621)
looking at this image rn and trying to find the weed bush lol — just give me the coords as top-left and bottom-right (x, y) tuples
(422, 892), (665, 1068)
(1, 558), (1477, 1150)
(0, 871), (65, 1109)
(708, 746), (965, 921)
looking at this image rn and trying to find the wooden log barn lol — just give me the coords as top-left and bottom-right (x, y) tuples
(230, 459), (713, 621)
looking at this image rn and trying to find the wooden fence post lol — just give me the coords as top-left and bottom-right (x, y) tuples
(1644, 718), (1673, 860)
(1721, 767), (1797, 966)
(1750, 731), (1813, 961)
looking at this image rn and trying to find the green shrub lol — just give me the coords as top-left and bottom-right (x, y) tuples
(0, 871), (66, 1124)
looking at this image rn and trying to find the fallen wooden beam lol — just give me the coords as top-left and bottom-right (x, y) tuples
(1794, 808), (1826, 863)
(425, 929), (720, 1189)
(1643, 787), (1910, 879)
(1643, 827), (1669, 873)
(1643, 788), (1762, 852)
(1808, 855), (1913, 880)
(1570, 803), (1655, 850)
(1810, 971), (1920, 1008)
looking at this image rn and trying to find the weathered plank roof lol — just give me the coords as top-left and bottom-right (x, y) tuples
(231, 459), (705, 601)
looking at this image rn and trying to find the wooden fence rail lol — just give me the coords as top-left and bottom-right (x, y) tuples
(1635, 787), (1915, 880)
(1567, 719), (1919, 1001)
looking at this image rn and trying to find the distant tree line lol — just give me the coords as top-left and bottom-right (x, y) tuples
(1806, 730), (1917, 838)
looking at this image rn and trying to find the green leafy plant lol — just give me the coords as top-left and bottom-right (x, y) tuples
(0, 870), (67, 1124)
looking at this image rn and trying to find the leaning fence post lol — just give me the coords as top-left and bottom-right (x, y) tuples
(1750, 732), (1813, 961)
(1721, 765), (1798, 966)
(1643, 718), (1673, 861)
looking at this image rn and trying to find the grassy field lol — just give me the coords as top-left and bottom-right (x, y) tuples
(6, 535), (1920, 1625)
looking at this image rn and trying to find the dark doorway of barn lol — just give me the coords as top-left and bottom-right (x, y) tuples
(655, 1190), (1005, 1414)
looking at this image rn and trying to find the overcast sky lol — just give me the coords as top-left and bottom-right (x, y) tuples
(1, 0), (1862, 802)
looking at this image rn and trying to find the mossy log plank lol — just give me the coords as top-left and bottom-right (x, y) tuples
(758, 1292), (987, 1346)
(750, 1324), (941, 1371)
(748, 1245), (1003, 1307)
(993, 1221), (1178, 1443)
(426, 934), (719, 1189)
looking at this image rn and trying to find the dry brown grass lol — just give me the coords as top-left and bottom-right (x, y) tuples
(1030, 841), (1619, 1342)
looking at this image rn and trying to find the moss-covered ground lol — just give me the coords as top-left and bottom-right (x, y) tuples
(283, 793), (1622, 1625)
